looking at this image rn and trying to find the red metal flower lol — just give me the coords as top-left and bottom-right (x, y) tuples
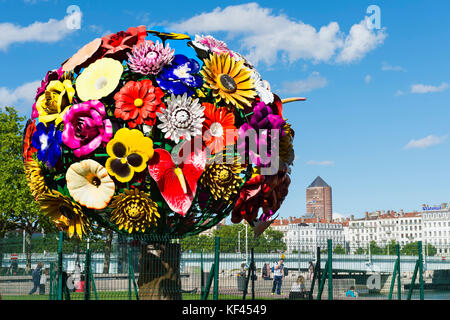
(101, 25), (147, 61)
(114, 79), (165, 128)
(202, 103), (237, 154)
(23, 119), (37, 162)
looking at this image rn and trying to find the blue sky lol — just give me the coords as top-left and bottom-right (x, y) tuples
(1, 0), (450, 219)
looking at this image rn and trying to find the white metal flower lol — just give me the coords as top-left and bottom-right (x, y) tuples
(156, 93), (205, 144)
(251, 70), (274, 104)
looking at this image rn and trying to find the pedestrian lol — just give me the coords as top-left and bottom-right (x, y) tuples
(39, 268), (48, 295)
(345, 286), (358, 298)
(28, 262), (43, 295)
(62, 271), (71, 300)
(271, 258), (285, 296)
(10, 259), (18, 276)
(76, 274), (85, 293)
(308, 261), (314, 280)
(289, 275), (307, 300)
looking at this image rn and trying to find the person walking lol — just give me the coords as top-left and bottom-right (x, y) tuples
(28, 262), (43, 295)
(39, 269), (48, 295)
(271, 258), (285, 296)
(308, 261), (314, 280)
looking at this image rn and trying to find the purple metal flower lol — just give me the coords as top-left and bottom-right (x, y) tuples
(237, 101), (285, 166)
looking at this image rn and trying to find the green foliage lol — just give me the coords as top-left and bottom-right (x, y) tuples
(179, 224), (286, 253)
(400, 241), (437, 256)
(333, 244), (346, 254)
(369, 240), (384, 255)
(0, 107), (53, 235)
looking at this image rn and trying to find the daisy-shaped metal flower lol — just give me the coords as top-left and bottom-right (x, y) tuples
(200, 52), (257, 109)
(109, 188), (160, 233)
(200, 157), (245, 202)
(157, 93), (205, 144)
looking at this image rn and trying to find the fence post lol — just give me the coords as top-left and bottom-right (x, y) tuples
(49, 262), (53, 300)
(213, 236), (220, 300)
(200, 249), (204, 298)
(57, 231), (64, 301)
(84, 248), (91, 301)
(397, 244), (401, 300)
(309, 246), (320, 300)
(251, 248), (255, 300)
(328, 239), (333, 300)
(128, 247), (132, 300)
(418, 241), (424, 300)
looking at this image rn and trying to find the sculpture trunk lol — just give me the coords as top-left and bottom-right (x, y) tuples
(137, 242), (182, 300)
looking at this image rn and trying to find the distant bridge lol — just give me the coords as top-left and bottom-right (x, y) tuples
(181, 253), (450, 273)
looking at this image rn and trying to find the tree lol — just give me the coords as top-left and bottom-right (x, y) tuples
(400, 241), (434, 256)
(425, 243), (437, 256)
(369, 241), (384, 255)
(333, 244), (346, 254)
(0, 107), (54, 272)
(355, 247), (366, 255)
(383, 240), (397, 255)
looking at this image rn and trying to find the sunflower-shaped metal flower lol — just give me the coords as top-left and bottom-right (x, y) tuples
(109, 188), (160, 233)
(38, 190), (92, 239)
(200, 52), (257, 109)
(200, 157), (245, 201)
(24, 159), (48, 199)
(157, 93), (205, 143)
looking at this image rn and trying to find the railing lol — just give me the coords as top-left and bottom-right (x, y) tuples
(1, 233), (449, 300)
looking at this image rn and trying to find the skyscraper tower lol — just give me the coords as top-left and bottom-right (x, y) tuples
(306, 176), (332, 222)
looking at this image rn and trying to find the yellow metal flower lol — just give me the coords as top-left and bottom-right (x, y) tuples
(200, 158), (245, 201)
(105, 128), (154, 183)
(200, 52), (257, 109)
(36, 78), (75, 126)
(38, 190), (91, 239)
(75, 57), (123, 101)
(109, 188), (160, 233)
(24, 159), (49, 199)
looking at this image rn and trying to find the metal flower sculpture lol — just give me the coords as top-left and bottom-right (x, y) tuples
(23, 26), (304, 240)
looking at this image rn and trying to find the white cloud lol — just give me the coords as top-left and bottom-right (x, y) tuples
(411, 82), (448, 94)
(306, 160), (334, 166)
(167, 3), (386, 66)
(404, 135), (448, 150)
(335, 18), (387, 63)
(281, 72), (327, 94)
(365, 75), (372, 84)
(0, 11), (82, 51)
(381, 62), (406, 72)
(394, 90), (404, 96)
(0, 80), (40, 113)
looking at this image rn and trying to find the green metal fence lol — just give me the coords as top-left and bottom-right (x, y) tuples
(1, 233), (449, 300)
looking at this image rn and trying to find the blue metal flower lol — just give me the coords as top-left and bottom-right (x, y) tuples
(31, 122), (62, 168)
(156, 54), (203, 96)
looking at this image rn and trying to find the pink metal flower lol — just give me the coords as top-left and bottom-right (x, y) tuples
(62, 100), (113, 157)
(127, 40), (175, 75)
(192, 35), (234, 57)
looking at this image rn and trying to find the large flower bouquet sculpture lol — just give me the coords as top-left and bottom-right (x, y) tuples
(23, 26), (302, 240)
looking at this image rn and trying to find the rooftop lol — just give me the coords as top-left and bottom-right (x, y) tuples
(307, 176), (330, 188)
